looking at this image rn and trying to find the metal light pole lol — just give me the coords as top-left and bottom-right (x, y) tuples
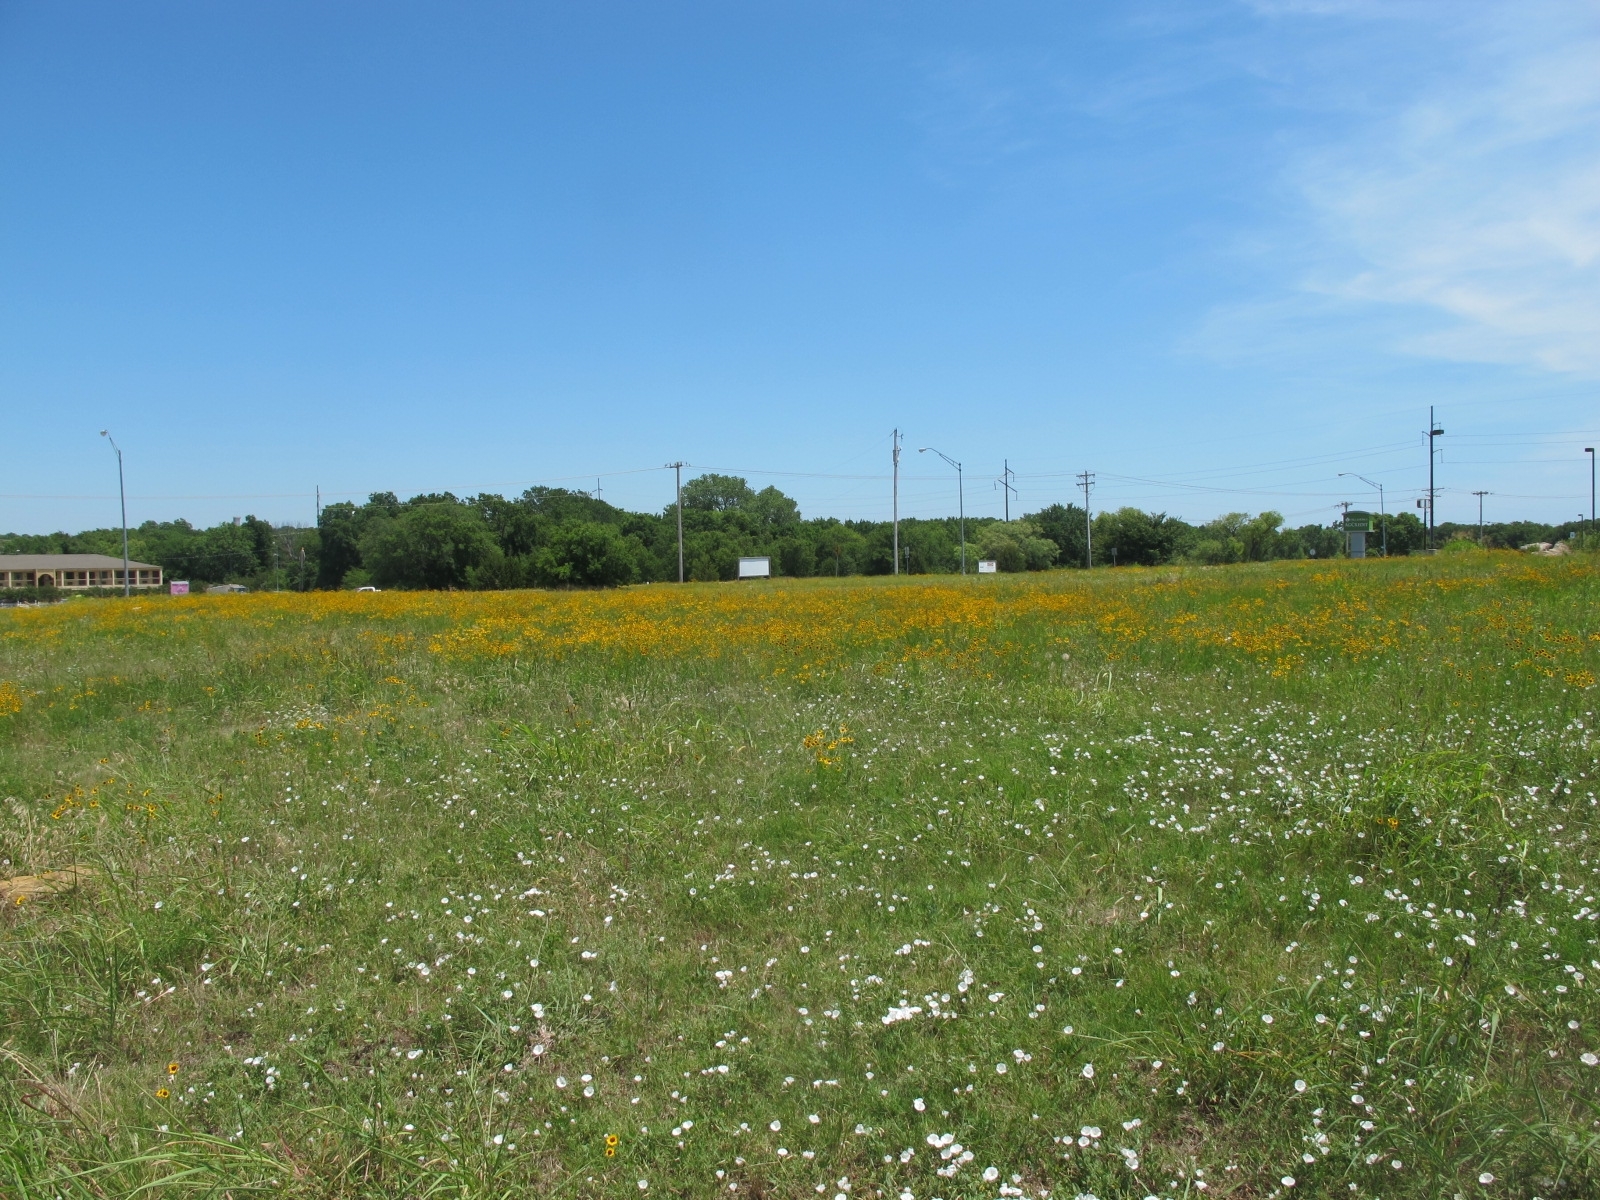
(1338, 472), (1386, 555)
(919, 447), (964, 574)
(666, 462), (686, 582)
(99, 430), (130, 596)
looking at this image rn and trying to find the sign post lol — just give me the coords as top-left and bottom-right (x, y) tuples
(1342, 511), (1375, 559)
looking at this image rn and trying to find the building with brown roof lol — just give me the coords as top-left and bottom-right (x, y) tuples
(0, 554), (163, 590)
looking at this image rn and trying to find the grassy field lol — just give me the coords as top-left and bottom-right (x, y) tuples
(2, 557), (1599, 1199)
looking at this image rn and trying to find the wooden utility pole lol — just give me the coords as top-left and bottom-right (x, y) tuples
(892, 430), (901, 575)
(1076, 471), (1094, 568)
(666, 462), (687, 582)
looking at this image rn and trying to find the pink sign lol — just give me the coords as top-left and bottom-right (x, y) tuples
(170, 581), (189, 595)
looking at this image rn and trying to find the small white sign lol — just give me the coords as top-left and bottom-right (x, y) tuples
(977, 560), (999, 574)
(169, 580), (190, 595)
(737, 557), (771, 579)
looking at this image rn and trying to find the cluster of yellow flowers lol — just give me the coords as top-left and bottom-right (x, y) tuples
(1, 558), (1593, 688)
(801, 724), (854, 768)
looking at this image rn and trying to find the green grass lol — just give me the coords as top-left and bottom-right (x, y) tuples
(2, 558), (1599, 1199)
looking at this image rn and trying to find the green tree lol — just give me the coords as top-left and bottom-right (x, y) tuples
(684, 529), (745, 581)
(978, 520), (1058, 571)
(748, 485), (801, 528)
(1093, 508), (1183, 566)
(532, 522), (641, 587)
(361, 503), (498, 589)
(317, 503), (365, 588)
(190, 522), (265, 583)
(895, 521), (957, 574)
(1379, 511), (1426, 555)
(680, 474), (757, 513)
(1028, 503), (1089, 568)
(1239, 511), (1284, 561)
(810, 522), (870, 576)
(1291, 523), (1344, 560)
(473, 493), (542, 557)
(1187, 512), (1284, 564)
(774, 535), (816, 578)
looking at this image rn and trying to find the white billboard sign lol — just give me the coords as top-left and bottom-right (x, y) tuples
(977, 560), (999, 574)
(737, 557), (771, 579)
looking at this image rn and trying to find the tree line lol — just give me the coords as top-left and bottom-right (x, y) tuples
(1, 475), (1580, 590)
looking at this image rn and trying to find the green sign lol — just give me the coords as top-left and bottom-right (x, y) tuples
(1343, 510), (1375, 533)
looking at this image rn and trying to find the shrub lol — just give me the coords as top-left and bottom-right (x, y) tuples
(533, 521), (641, 587)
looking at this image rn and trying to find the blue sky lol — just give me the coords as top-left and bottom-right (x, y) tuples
(2, 0), (1597, 534)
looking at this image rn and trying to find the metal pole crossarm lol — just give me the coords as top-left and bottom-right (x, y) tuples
(998, 460), (1017, 523)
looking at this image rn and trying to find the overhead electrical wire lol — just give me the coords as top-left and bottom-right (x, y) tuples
(5, 430), (1590, 510)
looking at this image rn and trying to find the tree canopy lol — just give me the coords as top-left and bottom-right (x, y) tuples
(4, 471), (1544, 592)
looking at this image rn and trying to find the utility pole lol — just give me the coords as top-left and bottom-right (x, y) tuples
(1076, 471), (1094, 568)
(666, 462), (686, 582)
(998, 460), (1017, 522)
(1338, 500), (1353, 557)
(892, 430), (901, 575)
(315, 484), (321, 525)
(595, 478), (603, 502)
(1586, 447), (1595, 529)
(1472, 491), (1489, 543)
(1425, 407), (1444, 552)
(99, 430), (130, 596)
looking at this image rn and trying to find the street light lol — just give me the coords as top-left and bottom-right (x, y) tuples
(99, 430), (130, 597)
(918, 447), (965, 574)
(1338, 472), (1387, 556)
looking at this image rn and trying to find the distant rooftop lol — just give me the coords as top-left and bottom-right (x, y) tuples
(0, 554), (160, 570)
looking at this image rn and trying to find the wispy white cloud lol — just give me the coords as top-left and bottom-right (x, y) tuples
(1252, 1), (1600, 375)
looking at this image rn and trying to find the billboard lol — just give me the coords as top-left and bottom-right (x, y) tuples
(737, 557), (771, 579)
(977, 560), (999, 574)
(169, 580), (190, 595)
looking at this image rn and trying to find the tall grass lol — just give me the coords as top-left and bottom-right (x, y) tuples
(2, 556), (1598, 1198)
